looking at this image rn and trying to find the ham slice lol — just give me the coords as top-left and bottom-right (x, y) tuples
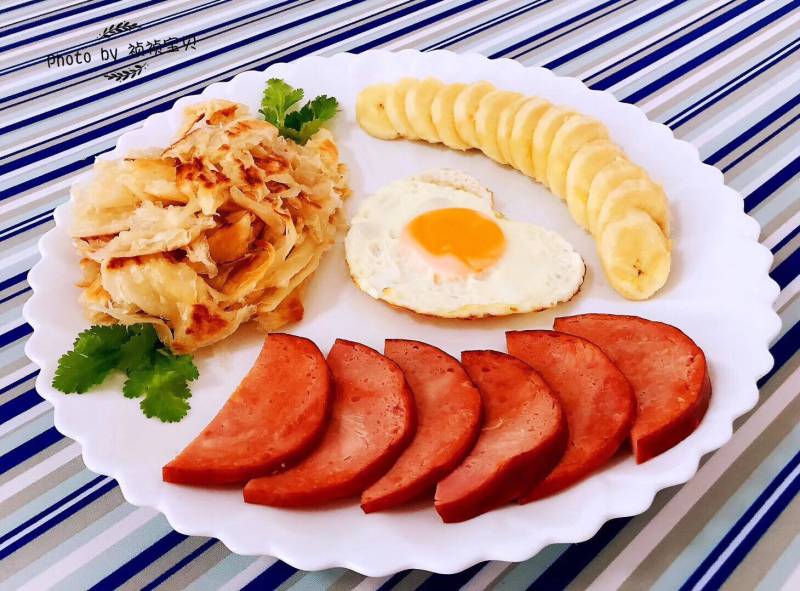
(243, 339), (416, 506)
(434, 350), (567, 522)
(554, 313), (712, 463)
(361, 339), (482, 513)
(162, 333), (332, 485)
(506, 330), (636, 499)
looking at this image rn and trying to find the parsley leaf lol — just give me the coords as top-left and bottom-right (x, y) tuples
(123, 352), (198, 423)
(259, 79), (339, 145)
(162, 351), (200, 381)
(117, 324), (159, 373)
(53, 323), (199, 423)
(139, 389), (191, 423)
(259, 78), (304, 130)
(307, 94), (338, 121)
(52, 325), (129, 393)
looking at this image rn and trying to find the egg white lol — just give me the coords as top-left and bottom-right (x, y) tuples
(345, 172), (585, 318)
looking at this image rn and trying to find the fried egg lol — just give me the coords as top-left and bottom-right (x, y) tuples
(345, 170), (585, 318)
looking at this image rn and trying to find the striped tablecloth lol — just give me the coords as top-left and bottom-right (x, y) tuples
(1, 1), (798, 589)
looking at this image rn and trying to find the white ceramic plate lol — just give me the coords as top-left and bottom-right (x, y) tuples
(23, 50), (781, 576)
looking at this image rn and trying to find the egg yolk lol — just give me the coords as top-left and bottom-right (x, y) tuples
(406, 208), (506, 273)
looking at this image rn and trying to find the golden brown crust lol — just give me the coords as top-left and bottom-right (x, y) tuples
(72, 101), (349, 352)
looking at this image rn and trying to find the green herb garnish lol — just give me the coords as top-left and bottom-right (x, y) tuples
(53, 324), (198, 423)
(259, 78), (339, 145)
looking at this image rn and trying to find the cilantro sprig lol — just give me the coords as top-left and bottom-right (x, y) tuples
(53, 324), (198, 423)
(259, 78), (338, 145)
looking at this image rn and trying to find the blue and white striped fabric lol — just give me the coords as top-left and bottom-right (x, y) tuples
(1, 1), (799, 589)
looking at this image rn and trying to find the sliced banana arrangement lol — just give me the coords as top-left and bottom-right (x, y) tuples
(355, 77), (672, 300)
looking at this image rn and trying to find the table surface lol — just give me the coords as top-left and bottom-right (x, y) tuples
(1, 1), (798, 589)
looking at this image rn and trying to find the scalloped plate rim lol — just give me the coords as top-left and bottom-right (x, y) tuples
(22, 50), (781, 576)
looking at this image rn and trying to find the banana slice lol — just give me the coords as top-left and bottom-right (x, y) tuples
(386, 78), (419, 140)
(565, 140), (622, 230)
(586, 157), (646, 236)
(406, 78), (444, 143)
(475, 90), (522, 163)
(595, 178), (669, 237)
(453, 81), (495, 148)
(532, 106), (575, 184)
(598, 209), (671, 300)
(496, 96), (527, 164)
(355, 84), (400, 140)
(508, 97), (551, 176)
(431, 83), (470, 150)
(546, 115), (608, 199)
